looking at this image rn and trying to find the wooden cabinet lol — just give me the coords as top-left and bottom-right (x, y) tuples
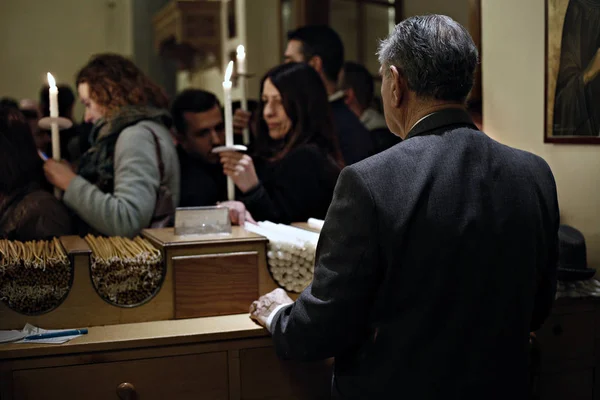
(0, 228), (273, 331)
(540, 368), (594, 400)
(12, 352), (229, 400)
(143, 227), (286, 320)
(536, 298), (599, 400)
(173, 252), (259, 319)
(0, 315), (332, 400)
(239, 347), (333, 400)
(537, 309), (595, 363)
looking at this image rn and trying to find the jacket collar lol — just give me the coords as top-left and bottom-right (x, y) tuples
(406, 108), (477, 139)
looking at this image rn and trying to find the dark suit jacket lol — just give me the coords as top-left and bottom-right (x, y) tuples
(177, 145), (226, 207)
(330, 98), (374, 165)
(270, 109), (560, 399)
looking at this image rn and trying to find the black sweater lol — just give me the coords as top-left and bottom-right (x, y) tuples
(177, 145), (226, 207)
(241, 144), (341, 224)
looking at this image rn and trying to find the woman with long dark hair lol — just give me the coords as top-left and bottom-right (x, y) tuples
(0, 107), (72, 240)
(219, 62), (343, 223)
(43, 53), (180, 237)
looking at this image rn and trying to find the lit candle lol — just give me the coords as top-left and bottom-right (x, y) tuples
(223, 61), (235, 200)
(236, 44), (246, 75)
(47, 72), (60, 160)
(236, 45), (250, 145)
(223, 61), (234, 147)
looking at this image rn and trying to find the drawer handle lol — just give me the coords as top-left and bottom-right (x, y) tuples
(552, 324), (563, 336)
(116, 382), (137, 400)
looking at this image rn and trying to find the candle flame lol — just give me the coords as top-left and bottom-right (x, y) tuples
(236, 45), (246, 59)
(47, 72), (57, 88)
(224, 61), (234, 82)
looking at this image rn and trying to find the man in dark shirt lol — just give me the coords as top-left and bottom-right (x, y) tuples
(284, 25), (374, 164)
(171, 89), (227, 207)
(340, 61), (401, 154)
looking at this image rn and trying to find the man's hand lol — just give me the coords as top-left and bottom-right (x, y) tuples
(43, 159), (77, 191)
(219, 151), (259, 193)
(217, 200), (256, 227)
(233, 109), (252, 136)
(584, 48), (600, 85)
(250, 288), (294, 328)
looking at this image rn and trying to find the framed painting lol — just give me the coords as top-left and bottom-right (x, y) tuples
(545, 0), (600, 144)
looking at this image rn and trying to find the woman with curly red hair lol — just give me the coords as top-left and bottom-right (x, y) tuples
(44, 53), (180, 237)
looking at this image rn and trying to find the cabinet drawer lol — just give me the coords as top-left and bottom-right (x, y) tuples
(536, 311), (595, 362)
(11, 351), (229, 400)
(239, 346), (332, 399)
(540, 368), (593, 400)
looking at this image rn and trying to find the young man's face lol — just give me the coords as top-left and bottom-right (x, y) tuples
(178, 105), (224, 164)
(284, 40), (306, 63)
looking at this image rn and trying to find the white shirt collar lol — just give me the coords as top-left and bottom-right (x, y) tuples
(410, 113), (435, 132)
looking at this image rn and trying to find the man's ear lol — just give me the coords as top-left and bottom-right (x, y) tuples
(308, 55), (324, 75)
(390, 65), (405, 108)
(344, 88), (355, 106)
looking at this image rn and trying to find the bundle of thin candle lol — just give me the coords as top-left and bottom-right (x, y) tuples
(244, 222), (319, 293)
(0, 238), (71, 315)
(85, 235), (163, 306)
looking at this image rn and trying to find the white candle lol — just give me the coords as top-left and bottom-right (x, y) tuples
(236, 45), (250, 145)
(236, 44), (246, 75)
(47, 72), (60, 160)
(223, 61), (235, 200)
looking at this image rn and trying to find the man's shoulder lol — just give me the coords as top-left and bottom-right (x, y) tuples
(347, 128), (554, 185)
(483, 135), (554, 177)
(331, 100), (369, 133)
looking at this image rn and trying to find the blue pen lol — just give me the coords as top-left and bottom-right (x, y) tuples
(23, 328), (88, 341)
(38, 150), (49, 161)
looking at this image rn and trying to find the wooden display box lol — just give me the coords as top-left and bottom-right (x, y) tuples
(142, 227), (278, 320)
(0, 236), (173, 331)
(0, 228), (280, 330)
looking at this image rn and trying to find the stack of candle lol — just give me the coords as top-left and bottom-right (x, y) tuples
(245, 222), (320, 293)
(0, 238), (71, 315)
(85, 235), (164, 306)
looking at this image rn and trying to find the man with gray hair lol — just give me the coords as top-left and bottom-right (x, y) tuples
(250, 15), (559, 399)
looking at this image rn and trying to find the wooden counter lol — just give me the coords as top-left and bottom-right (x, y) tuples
(0, 314), (264, 360)
(0, 315), (332, 400)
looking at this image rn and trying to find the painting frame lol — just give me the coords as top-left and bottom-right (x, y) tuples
(544, 0), (600, 144)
